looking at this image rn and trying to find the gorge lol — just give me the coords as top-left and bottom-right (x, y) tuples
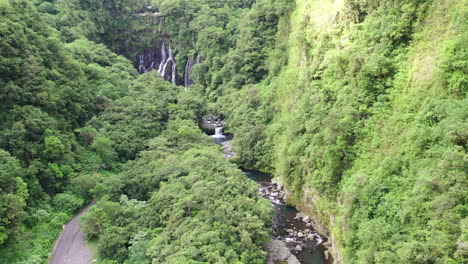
(0, 0), (465, 264)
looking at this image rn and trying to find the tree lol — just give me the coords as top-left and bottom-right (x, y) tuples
(92, 137), (117, 166)
(0, 149), (28, 244)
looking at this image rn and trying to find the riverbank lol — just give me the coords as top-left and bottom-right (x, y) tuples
(213, 134), (330, 264)
(243, 170), (330, 264)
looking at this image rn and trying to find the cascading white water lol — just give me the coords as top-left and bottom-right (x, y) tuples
(148, 61), (154, 72)
(159, 45), (177, 84)
(170, 47), (176, 84)
(184, 53), (201, 90)
(212, 127), (225, 138)
(184, 57), (194, 89)
(138, 54), (145, 73)
(215, 127), (222, 136)
(157, 43), (167, 74)
(137, 42), (178, 85)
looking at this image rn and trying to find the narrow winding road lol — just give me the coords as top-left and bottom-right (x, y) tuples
(49, 202), (95, 264)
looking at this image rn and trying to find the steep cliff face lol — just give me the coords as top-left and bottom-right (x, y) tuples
(136, 42), (180, 85)
(223, 0), (466, 263)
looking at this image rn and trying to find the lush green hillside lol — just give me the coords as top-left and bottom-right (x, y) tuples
(0, 0), (272, 263)
(216, 0), (467, 263)
(0, 1), (138, 260)
(0, 0), (466, 263)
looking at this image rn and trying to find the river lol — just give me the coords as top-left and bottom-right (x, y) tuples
(213, 133), (329, 264)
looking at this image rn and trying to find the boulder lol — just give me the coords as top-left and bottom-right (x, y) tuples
(295, 212), (307, 219)
(295, 245), (303, 252)
(264, 240), (300, 264)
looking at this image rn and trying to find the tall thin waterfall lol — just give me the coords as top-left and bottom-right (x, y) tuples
(160, 45), (177, 85)
(169, 46), (176, 84)
(157, 43), (167, 74)
(184, 53), (201, 90)
(138, 54), (145, 73)
(184, 57), (195, 89)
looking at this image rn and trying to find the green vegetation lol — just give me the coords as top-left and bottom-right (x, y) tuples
(0, 0), (272, 262)
(81, 118), (271, 264)
(0, 0), (139, 261)
(0, 0), (466, 263)
(210, 0), (467, 263)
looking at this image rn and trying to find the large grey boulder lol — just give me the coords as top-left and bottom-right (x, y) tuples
(264, 239), (300, 264)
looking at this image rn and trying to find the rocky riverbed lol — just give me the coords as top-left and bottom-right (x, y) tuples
(242, 170), (329, 264)
(212, 133), (329, 264)
(261, 181), (325, 245)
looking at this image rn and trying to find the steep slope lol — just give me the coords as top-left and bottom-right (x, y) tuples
(220, 0), (467, 263)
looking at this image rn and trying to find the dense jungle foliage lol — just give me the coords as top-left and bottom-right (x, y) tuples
(151, 0), (467, 263)
(213, 1), (467, 264)
(0, 0), (466, 263)
(0, 0), (271, 263)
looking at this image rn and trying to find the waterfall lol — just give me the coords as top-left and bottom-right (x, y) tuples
(138, 54), (145, 73)
(170, 46), (176, 84)
(137, 42), (179, 85)
(171, 62), (176, 84)
(212, 126), (225, 138)
(147, 60), (154, 72)
(184, 57), (195, 89)
(184, 53), (202, 90)
(157, 43), (167, 74)
(137, 48), (157, 73)
(159, 45), (177, 85)
(215, 127), (222, 136)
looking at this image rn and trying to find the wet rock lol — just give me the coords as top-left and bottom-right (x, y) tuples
(295, 245), (303, 252)
(264, 240), (300, 264)
(297, 232), (304, 238)
(220, 140), (236, 159)
(287, 255), (301, 264)
(295, 212), (307, 219)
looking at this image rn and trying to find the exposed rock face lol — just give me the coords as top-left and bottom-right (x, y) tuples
(136, 42), (180, 85)
(264, 239), (301, 264)
(184, 53), (201, 89)
(200, 116), (225, 133)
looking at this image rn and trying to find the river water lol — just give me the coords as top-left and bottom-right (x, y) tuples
(213, 135), (329, 264)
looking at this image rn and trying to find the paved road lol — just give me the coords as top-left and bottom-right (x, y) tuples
(49, 202), (96, 264)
